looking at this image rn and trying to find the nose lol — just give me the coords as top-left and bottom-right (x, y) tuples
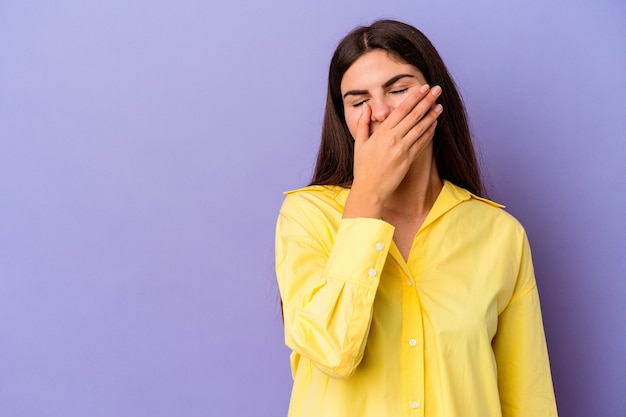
(369, 98), (393, 123)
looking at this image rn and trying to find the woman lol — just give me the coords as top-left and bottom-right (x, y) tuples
(275, 19), (558, 417)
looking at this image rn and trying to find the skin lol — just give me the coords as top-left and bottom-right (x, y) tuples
(340, 49), (444, 260)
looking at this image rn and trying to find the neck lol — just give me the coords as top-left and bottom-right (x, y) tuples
(383, 153), (443, 219)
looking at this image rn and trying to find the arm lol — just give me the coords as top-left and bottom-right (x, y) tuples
(275, 84), (441, 378)
(492, 233), (558, 416)
(275, 196), (394, 378)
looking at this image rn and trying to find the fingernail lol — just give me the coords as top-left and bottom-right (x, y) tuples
(431, 86), (442, 96)
(435, 104), (443, 113)
(420, 84), (429, 93)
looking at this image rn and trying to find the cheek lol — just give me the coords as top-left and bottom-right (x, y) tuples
(387, 94), (407, 111)
(344, 108), (360, 139)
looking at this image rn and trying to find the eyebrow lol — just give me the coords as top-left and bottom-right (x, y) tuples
(342, 74), (417, 99)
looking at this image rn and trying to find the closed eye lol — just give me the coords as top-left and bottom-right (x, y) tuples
(391, 87), (409, 95)
(352, 99), (370, 107)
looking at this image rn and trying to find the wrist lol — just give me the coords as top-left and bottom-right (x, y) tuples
(342, 185), (385, 219)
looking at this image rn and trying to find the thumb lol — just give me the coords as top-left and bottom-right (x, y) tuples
(355, 103), (371, 143)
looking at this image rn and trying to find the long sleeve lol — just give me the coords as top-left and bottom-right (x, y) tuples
(492, 233), (558, 417)
(275, 191), (394, 378)
(278, 183), (560, 417)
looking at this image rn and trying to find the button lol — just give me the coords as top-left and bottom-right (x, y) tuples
(407, 279), (413, 286)
(368, 268), (377, 277)
(409, 338), (417, 347)
(411, 401), (419, 409)
(375, 242), (384, 251)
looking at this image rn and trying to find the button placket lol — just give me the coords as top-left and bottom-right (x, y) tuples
(401, 266), (424, 415)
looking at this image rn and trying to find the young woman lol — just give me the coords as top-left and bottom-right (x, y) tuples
(275, 19), (558, 417)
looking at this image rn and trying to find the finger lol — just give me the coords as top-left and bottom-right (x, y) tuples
(404, 104), (443, 148)
(379, 83), (431, 130)
(395, 85), (442, 137)
(355, 102), (372, 143)
(406, 119), (438, 161)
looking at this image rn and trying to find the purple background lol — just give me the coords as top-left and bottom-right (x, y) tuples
(1, 1), (624, 416)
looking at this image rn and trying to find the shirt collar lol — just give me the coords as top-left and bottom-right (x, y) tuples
(419, 180), (502, 231)
(284, 181), (503, 227)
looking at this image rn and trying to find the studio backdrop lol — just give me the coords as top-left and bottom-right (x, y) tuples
(1, 1), (624, 416)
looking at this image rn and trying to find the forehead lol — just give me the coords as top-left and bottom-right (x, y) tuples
(340, 49), (425, 92)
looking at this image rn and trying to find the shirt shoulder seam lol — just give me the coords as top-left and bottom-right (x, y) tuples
(469, 193), (506, 209)
(507, 282), (537, 306)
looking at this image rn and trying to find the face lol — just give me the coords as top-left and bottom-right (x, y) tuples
(340, 49), (427, 138)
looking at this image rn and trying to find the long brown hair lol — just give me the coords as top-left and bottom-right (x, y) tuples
(310, 19), (485, 197)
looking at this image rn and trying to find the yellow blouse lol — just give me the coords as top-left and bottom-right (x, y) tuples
(275, 181), (558, 417)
